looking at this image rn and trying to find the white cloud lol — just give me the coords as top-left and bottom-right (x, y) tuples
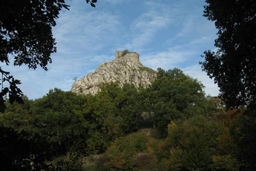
(14, 2), (125, 99)
(139, 49), (220, 96)
(125, 1), (173, 49)
(141, 47), (196, 70)
(53, 10), (121, 53)
(3, 0), (219, 99)
(182, 64), (219, 96)
(190, 36), (212, 45)
(177, 17), (195, 37)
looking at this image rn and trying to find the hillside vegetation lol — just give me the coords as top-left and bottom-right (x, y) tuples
(0, 68), (251, 171)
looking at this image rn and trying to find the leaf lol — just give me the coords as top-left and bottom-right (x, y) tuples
(14, 79), (22, 84)
(92, 0), (97, 3)
(90, 2), (96, 7)
(1, 87), (9, 95)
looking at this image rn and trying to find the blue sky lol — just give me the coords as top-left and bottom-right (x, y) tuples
(6, 0), (219, 99)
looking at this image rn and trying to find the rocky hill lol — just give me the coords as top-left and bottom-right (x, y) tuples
(71, 51), (157, 95)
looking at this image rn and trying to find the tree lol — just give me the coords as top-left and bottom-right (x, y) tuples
(141, 68), (210, 137)
(1, 89), (96, 170)
(0, 0), (97, 112)
(96, 132), (157, 171)
(0, 125), (54, 171)
(230, 109), (256, 170)
(82, 83), (141, 153)
(200, 0), (256, 109)
(165, 116), (238, 171)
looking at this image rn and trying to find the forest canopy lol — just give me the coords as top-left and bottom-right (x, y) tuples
(0, 68), (249, 171)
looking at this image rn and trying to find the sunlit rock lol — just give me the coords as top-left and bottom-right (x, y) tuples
(71, 51), (157, 95)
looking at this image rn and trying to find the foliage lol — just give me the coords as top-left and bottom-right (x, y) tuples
(1, 67), (248, 170)
(95, 114), (239, 171)
(201, 2), (256, 169)
(0, 70), (23, 113)
(164, 115), (238, 171)
(230, 110), (256, 170)
(0, 0), (69, 112)
(98, 82), (143, 134)
(96, 132), (157, 171)
(200, 0), (256, 109)
(121, 49), (130, 56)
(31, 89), (91, 157)
(0, 0), (98, 169)
(139, 66), (156, 74)
(0, 125), (54, 171)
(52, 154), (84, 171)
(140, 68), (210, 137)
(86, 0), (97, 7)
(0, 83), (143, 169)
(0, 0), (96, 112)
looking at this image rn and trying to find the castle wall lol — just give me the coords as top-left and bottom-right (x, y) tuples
(115, 51), (123, 59)
(115, 51), (140, 63)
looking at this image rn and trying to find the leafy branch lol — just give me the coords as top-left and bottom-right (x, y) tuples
(86, 0), (97, 7)
(0, 67), (23, 113)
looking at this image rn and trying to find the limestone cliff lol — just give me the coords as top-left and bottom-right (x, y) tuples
(71, 51), (157, 95)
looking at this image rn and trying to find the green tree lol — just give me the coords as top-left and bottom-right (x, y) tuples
(0, 125), (53, 171)
(141, 68), (209, 137)
(200, 2), (256, 169)
(0, 0), (68, 112)
(0, 0), (97, 112)
(1, 83), (141, 159)
(83, 83), (141, 153)
(96, 132), (157, 171)
(230, 110), (256, 170)
(0, 97), (63, 170)
(200, 0), (256, 109)
(0, 89), (91, 169)
(30, 89), (92, 157)
(165, 116), (238, 171)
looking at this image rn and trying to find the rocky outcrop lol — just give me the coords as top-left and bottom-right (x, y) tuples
(71, 51), (157, 95)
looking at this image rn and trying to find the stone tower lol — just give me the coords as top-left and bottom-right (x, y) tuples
(115, 51), (140, 63)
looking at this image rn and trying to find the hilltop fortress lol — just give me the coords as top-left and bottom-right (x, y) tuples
(115, 50), (140, 64)
(71, 50), (156, 95)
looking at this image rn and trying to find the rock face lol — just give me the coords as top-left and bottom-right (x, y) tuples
(71, 51), (157, 95)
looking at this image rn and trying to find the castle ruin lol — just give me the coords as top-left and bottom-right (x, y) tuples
(115, 51), (140, 63)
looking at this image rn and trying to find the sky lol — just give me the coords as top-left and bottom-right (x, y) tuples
(6, 0), (220, 99)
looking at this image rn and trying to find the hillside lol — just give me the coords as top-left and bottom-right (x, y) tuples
(71, 50), (156, 95)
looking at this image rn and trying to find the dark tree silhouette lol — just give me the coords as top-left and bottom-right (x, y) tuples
(0, 0), (97, 112)
(200, 0), (256, 109)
